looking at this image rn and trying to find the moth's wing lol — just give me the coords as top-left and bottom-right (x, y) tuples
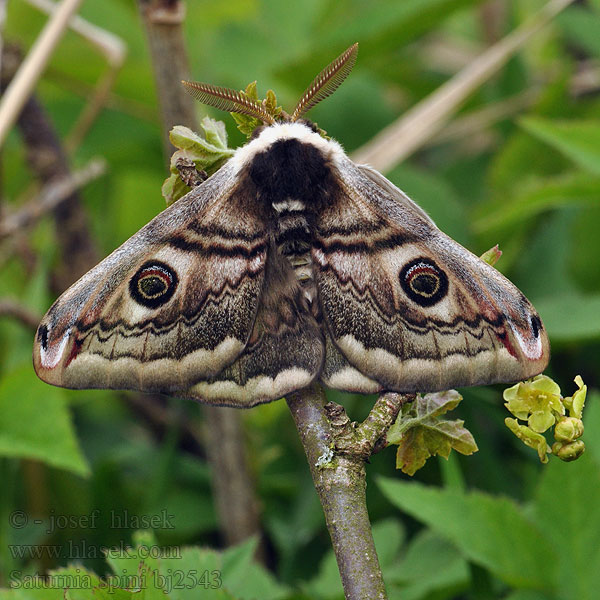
(34, 162), (270, 402)
(182, 246), (325, 407)
(315, 160), (550, 394)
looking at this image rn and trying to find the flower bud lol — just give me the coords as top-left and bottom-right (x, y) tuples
(555, 440), (585, 462)
(554, 417), (584, 442)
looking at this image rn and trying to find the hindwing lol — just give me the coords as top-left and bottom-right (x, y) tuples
(183, 243), (324, 407)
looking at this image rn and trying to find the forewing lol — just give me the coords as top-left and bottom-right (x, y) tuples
(315, 159), (550, 393)
(33, 162), (269, 400)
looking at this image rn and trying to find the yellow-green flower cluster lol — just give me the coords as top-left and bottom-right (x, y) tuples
(504, 375), (586, 463)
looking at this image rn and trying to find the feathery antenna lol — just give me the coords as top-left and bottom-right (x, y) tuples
(291, 43), (358, 122)
(181, 81), (275, 124)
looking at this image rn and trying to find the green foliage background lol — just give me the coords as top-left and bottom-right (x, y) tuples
(1, 1), (599, 598)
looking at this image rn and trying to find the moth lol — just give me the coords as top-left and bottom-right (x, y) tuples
(33, 43), (550, 408)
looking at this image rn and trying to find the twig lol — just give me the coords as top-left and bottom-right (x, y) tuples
(126, 393), (206, 457)
(479, 0), (506, 45)
(325, 392), (413, 458)
(0, 0), (83, 148)
(0, 46), (99, 289)
(287, 385), (389, 600)
(351, 0), (576, 171)
(25, 0), (126, 63)
(25, 0), (127, 152)
(0, 158), (106, 240)
(424, 88), (538, 148)
(203, 408), (263, 548)
(137, 0), (198, 159)
(571, 60), (600, 97)
(356, 392), (414, 454)
(0, 0), (7, 79)
(0, 299), (41, 329)
(44, 66), (158, 123)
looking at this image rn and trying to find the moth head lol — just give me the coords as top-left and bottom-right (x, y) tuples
(182, 43), (358, 126)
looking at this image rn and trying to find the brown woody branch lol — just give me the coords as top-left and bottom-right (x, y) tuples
(350, 0), (576, 171)
(0, 158), (106, 241)
(0, 300), (41, 329)
(287, 386), (406, 600)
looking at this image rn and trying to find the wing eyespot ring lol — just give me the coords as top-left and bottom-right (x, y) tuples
(129, 261), (178, 308)
(400, 258), (448, 307)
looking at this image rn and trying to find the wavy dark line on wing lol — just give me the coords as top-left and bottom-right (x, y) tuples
(186, 222), (266, 242)
(313, 232), (418, 254)
(168, 236), (267, 258)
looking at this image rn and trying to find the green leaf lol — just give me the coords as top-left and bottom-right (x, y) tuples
(162, 122), (234, 205)
(503, 592), (556, 600)
(480, 244), (502, 267)
(558, 7), (600, 58)
(519, 118), (600, 176)
(229, 84), (281, 138)
(316, 0), (481, 59)
(534, 293), (600, 342)
(200, 116), (229, 149)
(378, 477), (558, 589)
(0, 365), (89, 475)
(473, 173), (600, 234)
(2, 566), (135, 599)
(372, 518), (404, 568)
(220, 537), (288, 600)
(161, 170), (192, 207)
(53, 566), (134, 600)
(169, 124), (231, 155)
(387, 391), (478, 475)
(242, 81), (259, 101)
(160, 546), (235, 600)
(582, 392), (600, 464)
(533, 454), (600, 600)
(388, 530), (469, 600)
(104, 530), (242, 599)
(302, 545), (341, 599)
(231, 112), (262, 138)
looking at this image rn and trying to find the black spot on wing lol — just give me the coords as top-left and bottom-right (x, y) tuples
(530, 314), (542, 339)
(38, 324), (49, 351)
